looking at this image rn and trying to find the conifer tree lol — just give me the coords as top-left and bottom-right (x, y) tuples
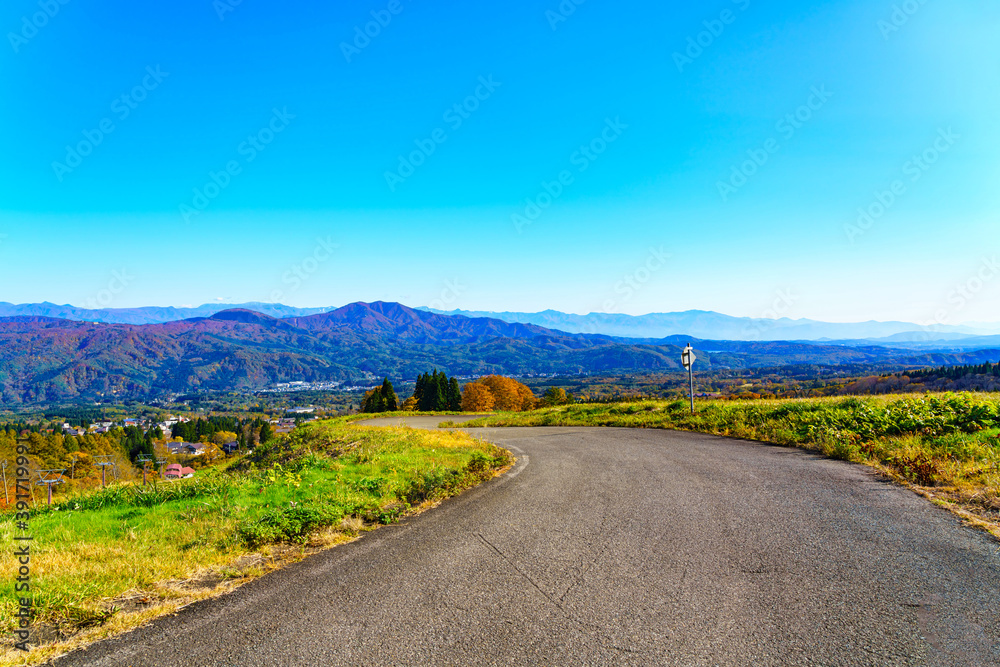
(431, 370), (447, 411)
(381, 378), (398, 411)
(447, 377), (461, 411)
(419, 370), (439, 411)
(361, 378), (400, 413)
(413, 373), (428, 408)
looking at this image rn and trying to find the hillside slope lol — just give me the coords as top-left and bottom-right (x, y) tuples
(1, 302), (997, 405)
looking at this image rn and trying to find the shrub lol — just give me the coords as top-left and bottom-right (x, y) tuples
(466, 451), (492, 475)
(888, 452), (939, 486)
(236, 501), (345, 548)
(353, 476), (389, 494)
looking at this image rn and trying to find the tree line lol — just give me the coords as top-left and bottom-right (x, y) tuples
(170, 416), (272, 450)
(905, 361), (1000, 380)
(360, 372), (574, 414)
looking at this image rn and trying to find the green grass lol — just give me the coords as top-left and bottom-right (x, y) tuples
(345, 410), (469, 422)
(447, 393), (1000, 524)
(0, 419), (512, 659)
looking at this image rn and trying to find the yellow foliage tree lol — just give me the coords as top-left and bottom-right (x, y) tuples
(212, 431), (239, 446)
(461, 382), (496, 412)
(514, 382), (538, 411)
(478, 375), (537, 411)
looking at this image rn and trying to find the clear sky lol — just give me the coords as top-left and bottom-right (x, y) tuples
(1, 0), (997, 325)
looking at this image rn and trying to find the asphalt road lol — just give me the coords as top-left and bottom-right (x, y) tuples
(53, 419), (1000, 666)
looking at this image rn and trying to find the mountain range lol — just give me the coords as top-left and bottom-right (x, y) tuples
(0, 301), (336, 325)
(3, 301), (997, 342)
(420, 308), (1000, 342)
(1, 302), (998, 406)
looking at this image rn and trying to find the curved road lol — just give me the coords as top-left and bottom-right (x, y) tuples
(55, 419), (1000, 666)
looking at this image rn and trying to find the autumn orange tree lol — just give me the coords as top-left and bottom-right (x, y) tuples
(461, 375), (537, 412)
(480, 375), (537, 411)
(461, 382), (496, 412)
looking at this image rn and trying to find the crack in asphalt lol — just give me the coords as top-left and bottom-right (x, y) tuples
(476, 526), (649, 658)
(476, 532), (564, 612)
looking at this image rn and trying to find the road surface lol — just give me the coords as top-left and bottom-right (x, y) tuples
(54, 418), (1000, 666)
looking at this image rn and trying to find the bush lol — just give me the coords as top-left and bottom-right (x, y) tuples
(236, 501), (345, 548)
(888, 452), (939, 486)
(466, 451), (492, 475)
(353, 476), (389, 494)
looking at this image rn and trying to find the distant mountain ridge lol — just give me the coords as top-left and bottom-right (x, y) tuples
(0, 301), (335, 325)
(3, 301), (998, 341)
(419, 308), (1000, 341)
(1, 301), (998, 406)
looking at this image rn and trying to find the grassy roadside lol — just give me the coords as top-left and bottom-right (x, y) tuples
(445, 393), (1000, 537)
(343, 410), (470, 423)
(0, 419), (513, 666)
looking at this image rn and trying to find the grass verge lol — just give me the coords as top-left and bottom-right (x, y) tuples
(445, 393), (1000, 537)
(0, 419), (513, 665)
(344, 410), (471, 422)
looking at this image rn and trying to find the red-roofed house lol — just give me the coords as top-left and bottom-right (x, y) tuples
(163, 464), (195, 480)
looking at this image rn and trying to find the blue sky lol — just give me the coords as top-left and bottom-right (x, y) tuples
(0, 0), (998, 324)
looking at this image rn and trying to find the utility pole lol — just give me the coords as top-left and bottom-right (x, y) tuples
(682, 343), (697, 414)
(1, 460), (8, 505)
